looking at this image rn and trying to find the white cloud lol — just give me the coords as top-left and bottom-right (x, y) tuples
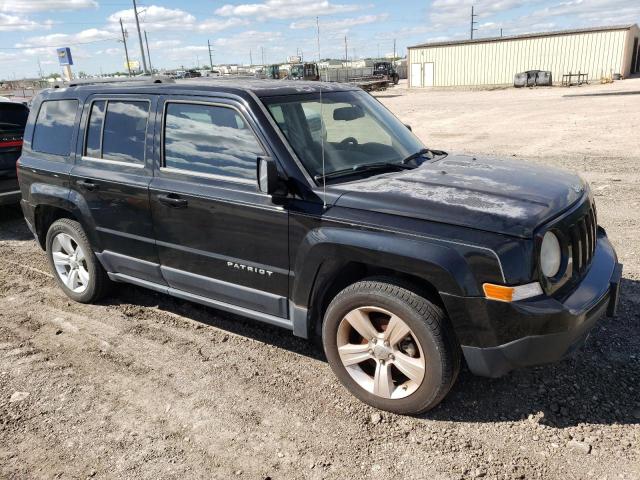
(108, 5), (196, 32)
(290, 13), (389, 30)
(17, 28), (117, 48)
(197, 17), (250, 32)
(428, 0), (535, 28)
(215, 0), (363, 20)
(0, 12), (53, 31)
(0, 51), (17, 62)
(176, 45), (209, 53)
(149, 39), (183, 49)
(0, 0), (97, 13)
(526, 0), (640, 26)
(95, 47), (122, 56)
(212, 30), (283, 53)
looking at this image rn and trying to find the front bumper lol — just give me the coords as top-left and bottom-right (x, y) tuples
(442, 230), (622, 377)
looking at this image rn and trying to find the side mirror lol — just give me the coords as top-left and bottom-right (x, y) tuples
(405, 124), (413, 131)
(257, 157), (279, 195)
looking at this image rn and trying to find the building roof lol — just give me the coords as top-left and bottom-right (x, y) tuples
(408, 24), (637, 49)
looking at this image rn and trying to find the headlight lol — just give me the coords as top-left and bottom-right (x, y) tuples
(540, 231), (561, 277)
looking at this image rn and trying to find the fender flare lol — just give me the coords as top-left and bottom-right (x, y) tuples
(291, 227), (481, 309)
(30, 182), (101, 251)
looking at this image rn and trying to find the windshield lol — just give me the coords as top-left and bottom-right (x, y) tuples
(0, 103), (29, 131)
(262, 90), (425, 181)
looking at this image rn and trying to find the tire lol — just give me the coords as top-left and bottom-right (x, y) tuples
(46, 218), (111, 303)
(322, 279), (460, 414)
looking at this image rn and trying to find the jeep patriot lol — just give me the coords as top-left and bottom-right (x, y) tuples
(17, 78), (622, 414)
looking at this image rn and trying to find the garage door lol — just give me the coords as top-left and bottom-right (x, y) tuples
(410, 63), (421, 87)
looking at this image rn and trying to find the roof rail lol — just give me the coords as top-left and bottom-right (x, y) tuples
(67, 75), (175, 87)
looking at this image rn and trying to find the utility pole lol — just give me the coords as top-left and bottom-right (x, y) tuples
(208, 40), (213, 70)
(344, 35), (348, 64)
(132, 0), (148, 74)
(249, 49), (253, 66)
(500, 28), (503, 37)
(120, 18), (132, 77)
(393, 39), (396, 61)
(261, 46), (264, 65)
(470, 6), (478, 40)
(377, 43), (380, 59)
(144, 30), (153, 74)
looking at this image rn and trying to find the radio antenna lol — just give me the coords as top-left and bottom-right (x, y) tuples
(316, 16), (327, 209)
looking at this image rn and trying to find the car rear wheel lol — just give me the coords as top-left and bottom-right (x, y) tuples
(46, 218), (111, 303)
(322, 279), (460, 414)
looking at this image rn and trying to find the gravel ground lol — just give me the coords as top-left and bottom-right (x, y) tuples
(1, 79), (639, 480)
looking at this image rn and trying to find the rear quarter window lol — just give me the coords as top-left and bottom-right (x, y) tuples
(31, 99), (79, 157)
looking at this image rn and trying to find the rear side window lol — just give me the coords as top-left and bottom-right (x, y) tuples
(32, 100), (78, 156)
(163, 102), (263, 181)
(84, 100), (148, 165)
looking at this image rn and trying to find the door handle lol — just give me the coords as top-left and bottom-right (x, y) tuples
(77, 179), (98, 191)
(157, 193), (188, 209)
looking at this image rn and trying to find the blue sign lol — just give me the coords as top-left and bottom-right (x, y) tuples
(57, 47), (73, 66)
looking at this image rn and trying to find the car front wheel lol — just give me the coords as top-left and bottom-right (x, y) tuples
(322, 279), (460, 414)
(46, 218), (111, 303)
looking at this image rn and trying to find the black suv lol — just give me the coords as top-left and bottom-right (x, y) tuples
(17, 78), (622, 414)
(0, 100), (29, 205)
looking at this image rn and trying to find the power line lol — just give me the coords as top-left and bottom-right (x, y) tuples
(0, 38), (119, 49)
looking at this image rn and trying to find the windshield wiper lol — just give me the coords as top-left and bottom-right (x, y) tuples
(314, 161), (411, 182)
(399, 148), (447, 165)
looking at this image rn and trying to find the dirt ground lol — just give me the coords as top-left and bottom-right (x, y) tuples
(1, 79), (639, 480)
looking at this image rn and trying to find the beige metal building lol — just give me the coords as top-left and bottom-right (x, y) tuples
(408, 24), (640, 87)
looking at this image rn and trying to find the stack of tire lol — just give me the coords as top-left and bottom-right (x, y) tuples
(514, 70), (553, 88)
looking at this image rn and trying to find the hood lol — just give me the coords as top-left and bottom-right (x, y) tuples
(331, 154), (586, 238)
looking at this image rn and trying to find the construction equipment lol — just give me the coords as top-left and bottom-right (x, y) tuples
(289, 63), (320, 81)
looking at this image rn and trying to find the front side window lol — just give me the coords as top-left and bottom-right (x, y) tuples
(262, 90), (425, 181)
(32, 99), (79, 156)
(163, 102), (263, 181)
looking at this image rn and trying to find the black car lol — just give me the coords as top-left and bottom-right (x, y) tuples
(16, 78), (621, 414)
(0, 100), (29, 205)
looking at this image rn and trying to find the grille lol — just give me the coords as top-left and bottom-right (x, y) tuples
(568, 204), (597, 276)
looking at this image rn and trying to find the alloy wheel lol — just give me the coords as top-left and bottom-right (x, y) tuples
(51, 232), (90, 294)
(336, 306), (426, 399)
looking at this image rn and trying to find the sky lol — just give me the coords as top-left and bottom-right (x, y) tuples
(0, 0), (638, 79)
